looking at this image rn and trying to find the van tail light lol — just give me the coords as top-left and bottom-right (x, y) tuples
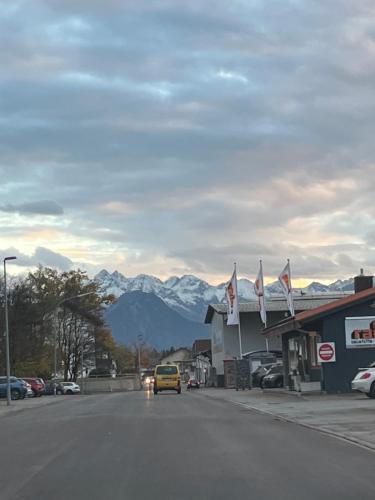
(360, 372), (371, 380)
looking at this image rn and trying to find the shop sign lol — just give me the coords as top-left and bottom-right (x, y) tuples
(345, 317), (375, 349)
(317, 342), (336, 363)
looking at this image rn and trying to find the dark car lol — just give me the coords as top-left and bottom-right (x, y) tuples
(23, 378), (45, 397)
(0, 376), (28, 400)
(187, 378), (200, 389)
(261, 364), (284, 389)
(252, 363), (275, 387)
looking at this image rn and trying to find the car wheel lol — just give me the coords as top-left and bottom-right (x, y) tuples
(56, 389), (63, 395)
(366, 382), (375, 398)
(66, 390), (73, 395)
(11, 389), (20, 400)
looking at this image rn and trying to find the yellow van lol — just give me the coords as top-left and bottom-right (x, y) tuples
(153, 364), (181, 394)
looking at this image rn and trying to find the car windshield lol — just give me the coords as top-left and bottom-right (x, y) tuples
(268, 366), (282, 375)
(156, 366), (178, 375)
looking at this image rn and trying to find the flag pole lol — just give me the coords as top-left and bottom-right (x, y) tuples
(235, 262), (243, 358)
(288, 258), (295, 317)
(260, 260), (269, 352)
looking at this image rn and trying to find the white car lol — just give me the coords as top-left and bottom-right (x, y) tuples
(57, 382), (80, 395)
(351, 362), (375, 398)
(18, 379), (33, 398)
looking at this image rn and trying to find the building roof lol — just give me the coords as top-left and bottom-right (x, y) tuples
(263, 287), (375, 338)
(204, 294), (349, 324)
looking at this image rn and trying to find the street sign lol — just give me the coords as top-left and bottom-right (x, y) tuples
(317, 342), (336, 363)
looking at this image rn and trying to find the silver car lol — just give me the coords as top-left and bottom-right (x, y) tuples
(57, 382), (81, 395)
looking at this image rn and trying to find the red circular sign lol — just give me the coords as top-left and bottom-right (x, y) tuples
(319, 343), (334, 361)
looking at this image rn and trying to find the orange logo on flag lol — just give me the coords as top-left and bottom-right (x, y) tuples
(281, 273), (290, 292)
(227, 282), (236, 313)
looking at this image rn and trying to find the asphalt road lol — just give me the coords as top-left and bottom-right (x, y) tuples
(1, 389), (375, 500)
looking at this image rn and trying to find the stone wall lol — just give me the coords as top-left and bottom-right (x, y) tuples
(82, 375), (141, 394)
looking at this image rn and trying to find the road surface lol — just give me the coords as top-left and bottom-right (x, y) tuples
(0, 389), (374, 500)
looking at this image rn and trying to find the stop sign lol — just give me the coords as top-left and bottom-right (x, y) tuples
(317, 342), (336, 363)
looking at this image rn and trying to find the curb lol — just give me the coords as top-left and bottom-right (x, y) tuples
(195, 391), (375, 454)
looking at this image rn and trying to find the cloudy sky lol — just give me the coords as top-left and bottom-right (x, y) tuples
(1, 0), (375, 285)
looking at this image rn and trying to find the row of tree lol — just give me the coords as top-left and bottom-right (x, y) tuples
(0, 267), (156, 381)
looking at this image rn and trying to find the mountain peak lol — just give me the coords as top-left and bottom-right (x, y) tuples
(95, 269), (111, 280)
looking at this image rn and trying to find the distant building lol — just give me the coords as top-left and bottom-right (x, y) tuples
(160, 348), (192, 378)
(192, 339), (212, 385)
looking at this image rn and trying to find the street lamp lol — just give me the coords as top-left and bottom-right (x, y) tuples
(137, 334), (143, 377)
(3, 256), (17, 406)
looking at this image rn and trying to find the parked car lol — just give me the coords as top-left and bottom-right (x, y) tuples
(23, 378), (45, 397)
(20, 380), (34, 397)
(0, 376), (27, 400)
(261, 364), (284, 389)
(351, 362), (375, 398)
(187, 378), (200, 389)
(252, 363), (275, 387)
(56, 382), (81, 395)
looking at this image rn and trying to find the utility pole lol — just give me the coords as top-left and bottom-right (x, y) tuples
(137, 334), (143, 375)
(81, 343), (84, 395)
(137, 334), (143, 390)
(4, 256), (17, 406)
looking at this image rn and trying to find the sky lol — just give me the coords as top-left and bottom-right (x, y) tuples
(1, 0), (375, 286)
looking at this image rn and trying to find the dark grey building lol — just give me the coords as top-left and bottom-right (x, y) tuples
(264, 279), (375, 393)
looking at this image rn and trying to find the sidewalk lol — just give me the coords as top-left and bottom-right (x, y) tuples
(0, 396), (71, 418)
(195, 387), (375, 451)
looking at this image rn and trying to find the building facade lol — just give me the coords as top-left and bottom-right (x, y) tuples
(264, 279), (375, 393)
(205, 295), (348, 381)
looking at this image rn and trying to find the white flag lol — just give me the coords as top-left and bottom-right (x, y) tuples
(278, 260), (295, 316)
(226, 268), (239, 325)
(254, 260), (267, 326)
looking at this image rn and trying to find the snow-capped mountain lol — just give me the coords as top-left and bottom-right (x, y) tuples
(95, 270), (355, 323)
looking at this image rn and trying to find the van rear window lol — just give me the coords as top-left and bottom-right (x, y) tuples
(156, 366), (178, 375)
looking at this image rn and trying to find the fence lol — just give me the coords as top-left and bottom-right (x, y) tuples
(82, 375), (141, 394)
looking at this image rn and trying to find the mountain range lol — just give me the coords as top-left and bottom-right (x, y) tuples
(96, 269), (354, 323)
(105, 291), (208, 350)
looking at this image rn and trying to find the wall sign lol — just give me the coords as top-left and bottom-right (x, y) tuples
(317, 342), (336, 363)
(345, 317), (375, 349)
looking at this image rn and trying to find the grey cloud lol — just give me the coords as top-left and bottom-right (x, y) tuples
(34, 247), (73, 270)
(0, 247), (73, 271)
(0, 200), (63, 215)
(1, 1), (375, 281)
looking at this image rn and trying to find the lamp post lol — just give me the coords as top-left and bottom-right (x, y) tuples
(137, 334), (143, 376)
(43, 291), (94, 395)
(3, 256), (17, 406)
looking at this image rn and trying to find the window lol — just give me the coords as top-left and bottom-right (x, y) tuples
(156, 366), (178, 375)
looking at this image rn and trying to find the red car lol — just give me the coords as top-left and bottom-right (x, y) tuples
(23, 378), (45, 397)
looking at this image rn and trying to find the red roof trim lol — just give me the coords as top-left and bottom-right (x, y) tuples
(295, 287), (375, 323)
(263, 287), (375, 337)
